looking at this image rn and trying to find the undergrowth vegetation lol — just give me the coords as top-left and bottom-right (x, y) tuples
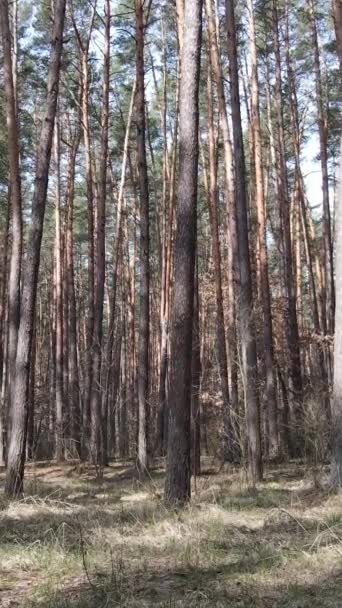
(1, 461), (342, 607)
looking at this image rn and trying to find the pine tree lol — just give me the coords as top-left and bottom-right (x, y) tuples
(165, 0), (203, 505)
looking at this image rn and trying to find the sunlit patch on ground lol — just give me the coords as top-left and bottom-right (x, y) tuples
(0, 461), (342, 606)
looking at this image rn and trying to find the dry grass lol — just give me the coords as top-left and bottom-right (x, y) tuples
(0, 460), (342, 607)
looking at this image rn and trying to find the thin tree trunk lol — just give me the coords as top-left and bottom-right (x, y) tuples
(272, 0), (303, 456)
(331, 137), (342, 485)
(225, 0), (262, 483)
(90, 0), (110, 467)
(205, 51), (233, 460)
(331, 0), (342, 484)
(309, 0), (335, 335)
(82, 48), (95, 459)
(0, 0), (22, 416)
(5, 0), (67, 498)
(54, 119), (64, 462)
(191, 263), (201, 476)
(0, 207), (9, 465)
(123, 215), (135, 458)
(136, 0), (150, 473)
(157, 62), (180, 456)
(66, 130), (81, 458)
(26, 321), (36, 461)
(165, 0), (203, 505)
(333, 0), (342, 70)
(157, 34), (170, 457)
(247, 0), (278, 459)
(72, 7), (96, 458)
(62, 227), (69, 457)
(103, 81), (136, 456)
(205, 0), (239, 453)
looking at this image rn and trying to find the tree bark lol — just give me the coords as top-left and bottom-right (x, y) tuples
(72, 7), (96, 459)
(165, 0), (203, 505)
(81, 47), (95, 459)
(309, 0), (335, 335)
(136, 0), (150, 473)
(205, 48), (233, 460)
(247, 0), (278, 459)
(225, 0), (263, 483)
(331, 0), (342, 484)
(90, 0), (110, 467)
(205, 0), (239, 453)
(103, 82), (136, 461)
(66, 129), (81, 458)
(191, 263), (201, 476)
(26, 321), (36, 461)
(157, 63), (180, 456)
(5, 0), (67, 498)
(0, 207), (9, 465)
(0, 0), (22, 418)
(272, 0), (303, 456)
(333, 0), (342, 70)
(157, 33), (170, 457)
(54, 119), (64, 462)
(331, 137), (342, 485)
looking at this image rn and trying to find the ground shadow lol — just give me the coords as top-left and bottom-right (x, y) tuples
(21, 554), (342, 607)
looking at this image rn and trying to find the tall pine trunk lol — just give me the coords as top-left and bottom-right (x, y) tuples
(247, 0), (278, 459)
(333, 0), (342, 70)
(136, 0), (150, 473)
(205, 0), (239, 454)
(5, 0), (66, 497)
(272, 0), (303, 456)
(0, 0), (22, 431)
(225, 0), (262, 483)
(90, 0), (110, 466)
(54, 119), (64, 462)
(309, 0), (335, 335)
(165, 0), (203, 505)
(205, 47), (232, 460)
(191, 263), (201, 476)
(331, 137), (342, 485)
(82, 50), (95, 458)
(331, 0), (342, 485)
(66, 130), (81, 458)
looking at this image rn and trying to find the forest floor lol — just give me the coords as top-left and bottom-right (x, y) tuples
(0, 460), (342, 607)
